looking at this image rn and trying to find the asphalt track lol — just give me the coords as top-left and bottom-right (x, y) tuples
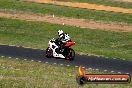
(0, 45), (132, 74)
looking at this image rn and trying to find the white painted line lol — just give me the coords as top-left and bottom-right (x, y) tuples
(118, 72), (121, 74)
(60, 64), (63, 66)
(88, 54), (91, 56)
(104, 70), (107, 72)
(96, 69), (99, 71)
(53, 63), (56, 65)
(88, 68), (92, 70)
(16, 58), (19, 60)
(122, 59), (125, 60)
(0, 43), (6, 45)
(45, 62), (48, 63)
(111, 71), (114, 73)
(24, 47), (31, 49)
(75, 66), (78, 68)
(24, 59), (27, 61)
(86, 69), (90, 70)
(38, 61), (41, 63)
(1, 56), (5, 58)
(8, 57), (11, 58)
(67, 65), (70, 67)
(31, 60), (34, 62)
(82, 67), (85, 68)
(10, 45), (16, 46)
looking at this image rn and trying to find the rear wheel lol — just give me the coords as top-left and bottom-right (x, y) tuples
(65, 48), (75, 61)
(45, 47), (53, 58)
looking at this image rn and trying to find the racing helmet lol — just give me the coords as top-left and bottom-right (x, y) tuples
(58, 30), (64, 37)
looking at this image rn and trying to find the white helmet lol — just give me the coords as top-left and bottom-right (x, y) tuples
(58, 30), (64, 36)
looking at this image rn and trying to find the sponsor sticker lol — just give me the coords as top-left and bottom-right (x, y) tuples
(76, 66), (131, 85)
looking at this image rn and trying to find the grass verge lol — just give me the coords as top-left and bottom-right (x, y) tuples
(0, 0), (132, 24)
(0, 17), (132, 60)
(0, 57), (131, 88)
(57, 0), (132, 9)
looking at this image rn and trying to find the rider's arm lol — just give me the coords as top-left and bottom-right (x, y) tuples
(56, 34), (65, 41)
(56, 37), (62, 42)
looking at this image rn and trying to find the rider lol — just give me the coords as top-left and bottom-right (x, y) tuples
(55, 30), (71, 53)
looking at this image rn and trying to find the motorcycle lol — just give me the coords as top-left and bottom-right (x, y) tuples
(45, 38), (75, 61)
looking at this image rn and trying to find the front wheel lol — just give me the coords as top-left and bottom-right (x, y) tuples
(45, 47), (53, 58)
(65, 48), (75, 61)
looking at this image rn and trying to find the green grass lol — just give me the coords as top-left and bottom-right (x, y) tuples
(0, 57), (131, 88)
(57, 0), (132, 9)
(0, 0), (132, 24)
(0, 18), (132, 60)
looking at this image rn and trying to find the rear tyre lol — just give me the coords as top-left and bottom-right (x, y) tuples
(65, 48), (75, 61)
(45, 47), (53, 58)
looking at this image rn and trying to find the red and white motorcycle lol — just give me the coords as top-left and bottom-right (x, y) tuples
(45, 38), (75, 61)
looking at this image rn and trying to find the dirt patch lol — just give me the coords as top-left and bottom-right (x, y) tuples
(113, 0), (132, 3)
(26, 0), (132, 14)
(0, 12), (132, 32)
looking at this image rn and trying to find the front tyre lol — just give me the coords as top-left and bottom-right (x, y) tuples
(45, 47), (53, 58)
(65, 48), (75, 61)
